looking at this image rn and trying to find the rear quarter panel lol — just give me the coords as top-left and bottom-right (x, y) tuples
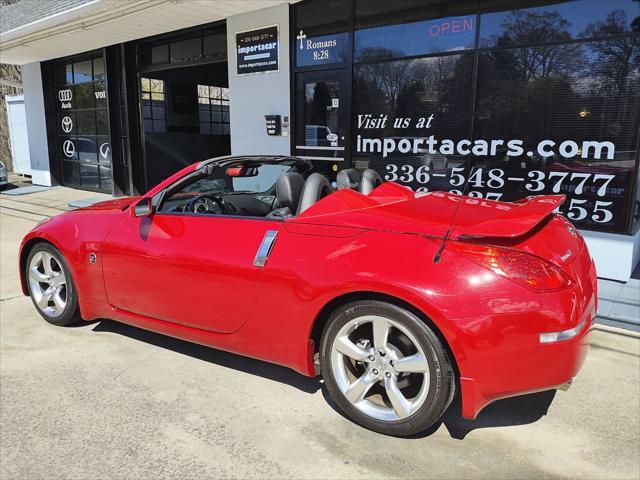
(244, 223), (544, 379)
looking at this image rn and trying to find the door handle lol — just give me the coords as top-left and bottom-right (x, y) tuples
(253, 230), (278, 267)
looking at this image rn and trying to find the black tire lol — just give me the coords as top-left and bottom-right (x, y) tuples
(320, 300), (455, 436)
(26, 242), (81, 326)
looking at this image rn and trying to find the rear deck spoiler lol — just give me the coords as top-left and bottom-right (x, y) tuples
(453, 195), (566, 239)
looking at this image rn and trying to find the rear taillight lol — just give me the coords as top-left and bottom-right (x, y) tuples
(449, 241), (571, 292)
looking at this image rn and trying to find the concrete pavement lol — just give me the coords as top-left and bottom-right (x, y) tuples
(1, 189), (639, 479)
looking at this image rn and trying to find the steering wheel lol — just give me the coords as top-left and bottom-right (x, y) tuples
(187, 194), (238, 215)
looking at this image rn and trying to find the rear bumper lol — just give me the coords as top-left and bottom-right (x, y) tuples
(457, 257), (596, 419)
(459, 316), (592, 419)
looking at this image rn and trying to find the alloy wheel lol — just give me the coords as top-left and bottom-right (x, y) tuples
(330, 315), (431, 421)
(28, 251), (67, 318)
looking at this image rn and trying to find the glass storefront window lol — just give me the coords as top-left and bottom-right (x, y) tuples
(151, 44), (169, 65)
(294, 0), (640, 234)
(65, 63), (73, 84)
(140, 25), (227, 69)
(170, 35), (201, 63)
(54, 51), (112, 193)
(355, 15), (476, 62)
(204, 29), (227, 61)
(93, 57), (105, 81)
(473, 36), (640, 232)
(141, 77), (166, 133)
(353, 53), (474, 186)
(480, 0), (640, 47)
(73, 59), (93, 83)
(295, 0), (350, 68)
(354, 0), (478, 61)
(197, 85), (230, 135)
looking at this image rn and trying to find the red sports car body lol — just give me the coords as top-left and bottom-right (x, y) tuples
(19, 156), (596, 435)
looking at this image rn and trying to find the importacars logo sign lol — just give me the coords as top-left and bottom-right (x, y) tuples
(236, 25), (279, 75)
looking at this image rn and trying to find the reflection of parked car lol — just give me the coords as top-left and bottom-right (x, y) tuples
(77, 137), (97, 162)
(304, 125), (339, 158)
(0, 161), (8, 190)
(20, 155), (595, 437)
(305, 125), (332, 147)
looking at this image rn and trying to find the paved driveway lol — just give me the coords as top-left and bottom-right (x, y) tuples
(1, 189), (639, 479)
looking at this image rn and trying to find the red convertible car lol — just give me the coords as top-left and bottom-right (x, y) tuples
(19, 156), (596, 436)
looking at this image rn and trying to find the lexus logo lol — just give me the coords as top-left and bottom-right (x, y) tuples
(61, 116), (73, 133)
(62, 139), (75, 158)
(58, 89), (73, 102)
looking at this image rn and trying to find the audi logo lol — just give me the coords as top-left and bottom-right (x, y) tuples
(58, 89), (73, 102)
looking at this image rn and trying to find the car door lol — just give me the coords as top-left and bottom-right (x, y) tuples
(101, 211), (280, 334)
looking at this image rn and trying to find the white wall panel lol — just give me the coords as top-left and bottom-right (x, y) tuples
(227, 4), (291, 156)
(21, 62), (51, 186)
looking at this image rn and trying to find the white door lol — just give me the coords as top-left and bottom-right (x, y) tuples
(5, 95), (32, 176)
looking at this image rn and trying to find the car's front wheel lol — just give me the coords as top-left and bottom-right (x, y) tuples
(26, 242), (80, 326)
(320, 300), (455, 436)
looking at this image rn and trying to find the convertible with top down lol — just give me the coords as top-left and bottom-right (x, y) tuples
(19, 155), (596, 436)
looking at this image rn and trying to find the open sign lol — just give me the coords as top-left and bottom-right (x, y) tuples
(428, 17), (474, 37)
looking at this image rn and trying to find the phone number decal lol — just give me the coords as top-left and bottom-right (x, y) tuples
(383, 163), (621, 225)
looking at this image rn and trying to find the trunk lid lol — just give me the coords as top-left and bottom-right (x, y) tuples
(295, 187), (565, 241)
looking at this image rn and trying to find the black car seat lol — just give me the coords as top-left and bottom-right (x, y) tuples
(360, 168), (383, 195)
(336, 168), (361, 190)
(266, 172), (305, 218)
(297, 173), (334, 215)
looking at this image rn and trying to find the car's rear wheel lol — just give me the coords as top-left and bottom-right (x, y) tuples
(26, 242), (80, 326)
(320, 300), (454, 436)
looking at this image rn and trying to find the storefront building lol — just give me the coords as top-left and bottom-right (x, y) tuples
(1, 0), (639, 283)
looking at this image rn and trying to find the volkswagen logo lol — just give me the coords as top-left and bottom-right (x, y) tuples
(61, 116), (73, 133)
(62, 139), (75, 158)
(58, 89), (73, 102)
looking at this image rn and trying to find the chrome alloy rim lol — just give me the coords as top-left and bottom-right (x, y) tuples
(28, 251), (67, 318)
(330, 315), (430, 422)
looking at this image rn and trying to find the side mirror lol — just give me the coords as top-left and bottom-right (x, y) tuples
(132, 197), (153, 217)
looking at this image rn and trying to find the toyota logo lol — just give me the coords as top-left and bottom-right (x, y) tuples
(61, 116), (73, 133)
(58, 89), (73, 102)
(62, 139), (75, 158)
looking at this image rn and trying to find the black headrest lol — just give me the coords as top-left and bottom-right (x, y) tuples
(276, 172), (305, 211)
(297, 173), (334, 215)
(336, 169), (361, 190)
(360, 169), (382, 195)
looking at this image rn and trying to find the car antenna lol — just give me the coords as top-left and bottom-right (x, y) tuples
(433, 161), (477, 263)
